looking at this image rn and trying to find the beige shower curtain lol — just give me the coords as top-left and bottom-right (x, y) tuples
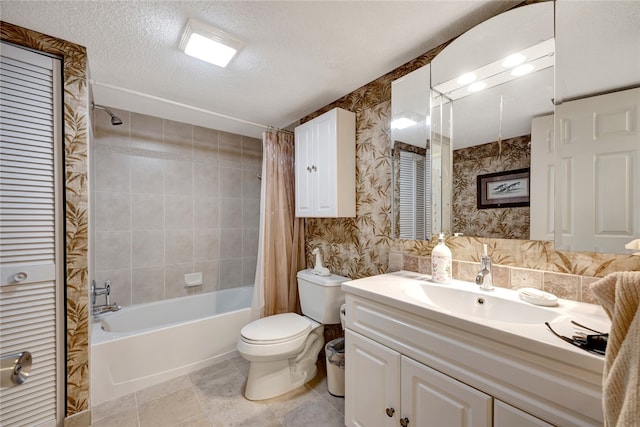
(251, 129), (305, 319)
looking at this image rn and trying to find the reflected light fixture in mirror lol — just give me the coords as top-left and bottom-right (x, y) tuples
(457, 72), (477, 85)
(391, 114), (418, 130)
(391, 112), (430, 130)
(512, 63), (534, 76)
(502, 53), (526, 68)
(468, 81), (487, 92)
(434, 38), (554, 100)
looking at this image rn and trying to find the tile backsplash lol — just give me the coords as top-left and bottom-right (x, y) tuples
(390, 236), (640, 304)
(91, 109), (262, 306)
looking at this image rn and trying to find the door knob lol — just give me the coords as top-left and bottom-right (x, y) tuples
(14, 272), (28, 282)
(1, 351), (32, 387)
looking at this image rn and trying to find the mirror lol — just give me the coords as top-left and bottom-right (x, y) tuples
(431, 1), (554, 241)
(391, 64), (433, 239)
(392, 1), (640, 254)
(552, 1), (640, 254)
(391, 64), (453, 240)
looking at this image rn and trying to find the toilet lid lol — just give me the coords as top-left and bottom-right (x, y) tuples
(240, 313), (312, 344)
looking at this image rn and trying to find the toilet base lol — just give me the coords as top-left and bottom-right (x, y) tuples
(243, 327), (324, 400)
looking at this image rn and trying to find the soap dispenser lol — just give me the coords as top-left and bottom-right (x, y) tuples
(431, 233), (452, 284)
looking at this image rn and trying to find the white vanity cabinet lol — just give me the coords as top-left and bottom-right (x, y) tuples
(294, 107), (355, 217)
(343, 284), (604, 427)
(346, 329), (494, 427)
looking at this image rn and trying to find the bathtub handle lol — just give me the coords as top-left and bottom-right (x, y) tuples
(92, 280), (111, 306)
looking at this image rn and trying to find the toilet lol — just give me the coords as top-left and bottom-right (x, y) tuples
(237, 268), (347, 400)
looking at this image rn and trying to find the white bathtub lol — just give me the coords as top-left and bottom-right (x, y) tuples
(91, 286), (253, 405)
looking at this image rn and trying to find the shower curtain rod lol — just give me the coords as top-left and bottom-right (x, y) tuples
(90, 80), (291, 132)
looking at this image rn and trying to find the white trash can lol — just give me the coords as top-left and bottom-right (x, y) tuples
(325, 337), (345, 397)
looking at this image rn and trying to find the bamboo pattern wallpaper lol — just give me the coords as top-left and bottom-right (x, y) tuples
(302, 47), (446, 280)
(1, 22), (90, 417)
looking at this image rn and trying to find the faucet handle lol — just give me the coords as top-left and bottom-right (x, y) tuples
(475, 272), (483, 286)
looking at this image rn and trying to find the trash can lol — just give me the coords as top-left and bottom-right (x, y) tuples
(325, 337), (345, 397)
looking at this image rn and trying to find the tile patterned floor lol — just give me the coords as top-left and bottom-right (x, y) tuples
(90, 354), (345, 427)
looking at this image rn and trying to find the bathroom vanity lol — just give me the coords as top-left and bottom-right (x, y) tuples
(342, 271), (608, 427)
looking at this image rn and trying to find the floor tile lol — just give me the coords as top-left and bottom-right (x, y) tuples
(264, 384), (320, 419)
(90, 354), (345, 427)
(136, 374), (192, 405)
(91, 408), (139, 427)
(92, 393), (137, 422)
(138, 387), (203, 427)
(281, 396), (345, 427)
(175, 413), (211, 427)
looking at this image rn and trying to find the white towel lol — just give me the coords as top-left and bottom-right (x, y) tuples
(591, 271), (640, 427)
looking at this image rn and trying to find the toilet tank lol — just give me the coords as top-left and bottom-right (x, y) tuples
(297, 269), (348, 324)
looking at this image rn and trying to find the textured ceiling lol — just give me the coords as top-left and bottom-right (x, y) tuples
(1, 0), (517, 137)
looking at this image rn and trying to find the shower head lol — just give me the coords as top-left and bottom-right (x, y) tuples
(91, 102), (123, 126)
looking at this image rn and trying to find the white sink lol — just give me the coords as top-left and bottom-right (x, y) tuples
(403, 281), (564, 325)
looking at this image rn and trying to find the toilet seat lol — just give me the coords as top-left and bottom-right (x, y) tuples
(240, 313), (312, 345)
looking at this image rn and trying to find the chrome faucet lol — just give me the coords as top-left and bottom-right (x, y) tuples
(475, 245), (494, 291)
(91, 280), (121, 314)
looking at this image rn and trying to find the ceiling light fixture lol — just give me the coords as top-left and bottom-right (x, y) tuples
(179, 18), (243, 68)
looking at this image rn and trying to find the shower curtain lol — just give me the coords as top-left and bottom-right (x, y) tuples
(251, 130), (305, 319)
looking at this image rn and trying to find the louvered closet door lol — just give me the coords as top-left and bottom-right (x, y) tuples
(398, 150), (428, 240)
(0, 42), (63, 427)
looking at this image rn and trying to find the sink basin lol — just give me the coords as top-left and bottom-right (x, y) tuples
(404, 282), (564, 325)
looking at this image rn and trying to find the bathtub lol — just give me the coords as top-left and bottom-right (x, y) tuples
(91, 286), (253, 405)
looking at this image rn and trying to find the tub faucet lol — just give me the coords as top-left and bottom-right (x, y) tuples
(91, 280), (121, 315)
(475, 244), (494, 291)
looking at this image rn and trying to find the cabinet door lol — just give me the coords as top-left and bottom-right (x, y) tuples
(294, 120), (315, 217)
(345, 330), (400, 427)
(494, 400), (554, 427)
(401, 357), (492, 427)
(313, 109), (338, 216)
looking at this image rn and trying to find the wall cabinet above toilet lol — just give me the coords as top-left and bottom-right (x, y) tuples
(295, 107), (356, 217)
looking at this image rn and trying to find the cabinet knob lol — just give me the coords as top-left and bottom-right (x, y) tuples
(385, 407), (395, 417)
(400, 417), (410, 427)
(307, 166), (312, 172)
(311, 165), (317, 172)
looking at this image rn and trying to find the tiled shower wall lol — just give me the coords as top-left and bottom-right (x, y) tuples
(91, 108), (262, 306)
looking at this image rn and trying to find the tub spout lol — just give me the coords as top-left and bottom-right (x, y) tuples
(93, 303), (121, 315)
